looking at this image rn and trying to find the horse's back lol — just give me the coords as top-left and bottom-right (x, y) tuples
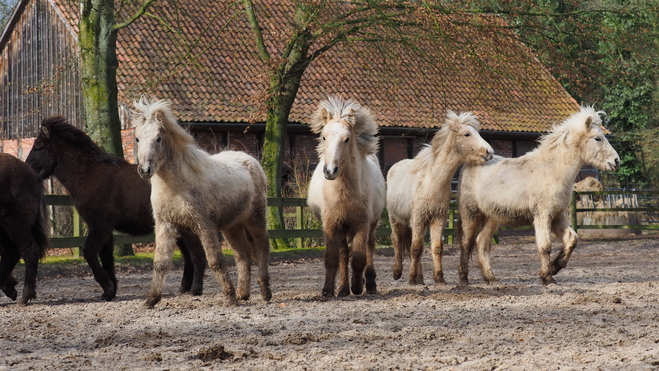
(366, 155), (386, 218)
(307, 162), (325, 219)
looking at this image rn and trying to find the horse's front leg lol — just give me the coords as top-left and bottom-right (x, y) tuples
(550, 215), (578, 276)
(364, 221), (379, 295)
(408, 216), (427, 285)
(475, 218), (499, 284)
(322, 230), (340, 297)
(223, 226), (252, 301)
(350, 227), (369, 295)
(198, 227), (237, 306)
(429, 218), (446, 285)
(534, 216), (555, 285)
(82, 226), (116, 301)
(144, 223), (178, 308)
(245, 222), (272, 302)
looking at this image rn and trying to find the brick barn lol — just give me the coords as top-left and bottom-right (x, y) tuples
(1, 0), (584, 187)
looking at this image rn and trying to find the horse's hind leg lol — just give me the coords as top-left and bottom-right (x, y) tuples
(475, 218), (499, 284)
(390, 220), (409, 280)
(145, 223), (178, 308)
(223, 226), (252, 301)
(550, 216), (578, 276)
(0, 247), (20, 301)
(19, 238), (43, 305)
(408, 217), (426, 285)
(457, 209), (481, 286)
(245, 224), (271, 302)
(429, 218), (446, 285)
(177, 230), (205, 296)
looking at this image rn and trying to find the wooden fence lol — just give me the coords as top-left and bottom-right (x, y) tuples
(44, 190), (658, 250)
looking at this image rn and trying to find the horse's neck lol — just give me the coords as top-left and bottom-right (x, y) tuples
(421, 149), (462, 189)
(53, 147), (98, 196)
(326, 154), (366, 198)
(528, 146), (584, 187)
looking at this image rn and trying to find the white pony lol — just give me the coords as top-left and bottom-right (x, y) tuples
(132, 98), (271, 308)
(307, 96), (386, 297)
(458, 106), (620, 286)
(387, 111), (493, 285)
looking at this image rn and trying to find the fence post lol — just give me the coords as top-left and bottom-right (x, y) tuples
(295, 206), (304, 249)
(73, 207), (83, 257)
(571, 191), (578, 232)
(447, 205), (454, 245)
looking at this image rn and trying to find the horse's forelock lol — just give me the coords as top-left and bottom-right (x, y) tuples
(445, 110), (481, 131)
(312, 96), (379, 156)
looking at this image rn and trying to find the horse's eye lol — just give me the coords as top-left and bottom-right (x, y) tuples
(322, 137), (325, 141)
(464, 133), (471, 137)
(344, 137), (349, 143)
(156, 137), (162, 143)
(594, 136), (602, 142)
(135, 138), (140, 143)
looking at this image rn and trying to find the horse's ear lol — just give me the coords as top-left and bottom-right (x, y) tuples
(320, 108), (331, 124)
(153, 110), (163, 122)
(584, 116), (593, 129)
(41, 125), (50, 138)
(344, 109), (357, 126)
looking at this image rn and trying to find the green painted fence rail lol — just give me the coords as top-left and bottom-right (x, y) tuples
(45, 190), (659, 249)
(570, 190), (659, 231)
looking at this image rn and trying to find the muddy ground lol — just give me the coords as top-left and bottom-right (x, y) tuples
(1, 235), (659, 370)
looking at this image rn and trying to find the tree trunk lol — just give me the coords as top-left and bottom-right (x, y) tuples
(79, 0), (124, 157)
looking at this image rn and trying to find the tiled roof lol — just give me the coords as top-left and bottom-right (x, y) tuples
(55, 1), (578, 133)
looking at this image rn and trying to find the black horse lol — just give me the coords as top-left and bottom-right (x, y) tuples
(0, 153), (50, 305)
(26, 116), (206, 301)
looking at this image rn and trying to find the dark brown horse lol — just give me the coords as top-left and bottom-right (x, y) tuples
(0, 153), (50, 305)
(26, 116), (206, 301)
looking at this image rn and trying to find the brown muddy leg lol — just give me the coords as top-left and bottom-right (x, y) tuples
(476, 218), (499, 284)
(0, 249), (20, 301)
(322, 231), (339, 297)
(200, 229), (237, 306)
(350, 229), (368, 295)
(224, 226), (252, 301)
(534, 217), (555, 285)
(429, 219), (446, 285)
(246, 224), (271, 302)
(391, 221), (410, 281)
(337, 236), (351, 297)
(144, 224), (177, 309)
(457, 214), (479, 287)
(550, 216), (578, 276)
(365, 223), (378, 295)
(408, 218), (426, 285)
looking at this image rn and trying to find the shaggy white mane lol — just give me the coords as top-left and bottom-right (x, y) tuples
(537, 106), (605, 150)
(412, 110), (481, 173)
(311, 96), (380, 157)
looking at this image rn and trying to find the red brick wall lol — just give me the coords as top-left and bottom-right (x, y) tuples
(0, 137), (35, 161)
(489, 139), (513, 158)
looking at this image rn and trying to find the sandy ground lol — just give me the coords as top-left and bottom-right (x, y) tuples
(1, 235), (659, 371)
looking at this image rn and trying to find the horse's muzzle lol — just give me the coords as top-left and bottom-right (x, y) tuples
(137, 164), (153, 179)
(323, 166), (338, 180)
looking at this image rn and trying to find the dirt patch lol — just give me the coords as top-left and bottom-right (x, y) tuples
(2, 235), (659, 370)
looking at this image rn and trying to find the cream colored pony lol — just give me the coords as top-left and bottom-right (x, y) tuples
(387, 111), (493, 285)
(307, 96), (386, 297)
(458, 106), (620, 286)
(132, 98), (271, 308)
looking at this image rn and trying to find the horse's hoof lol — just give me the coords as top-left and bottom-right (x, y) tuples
(321, 289), (334, 298)
(337, 286), (350, 297)
(542, 276), (557, 285)
(457, 280), (469, 288)
(392, 268), (402, 281)
(3, 287), (18, 301)
(408, 277), (424, 285)
(366, 282), (377, 295)
(260, 286), (272, 302)
(100, 292), (116, 301)
(144, 294), (161, 308)
(190, 286), (204, 296)
(142, 301), (155, 309)
(226, 296), (239, 307)
(237, 292), (250, 301)
(550, 261), (566, 275)
(434, 276), (446, 286)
